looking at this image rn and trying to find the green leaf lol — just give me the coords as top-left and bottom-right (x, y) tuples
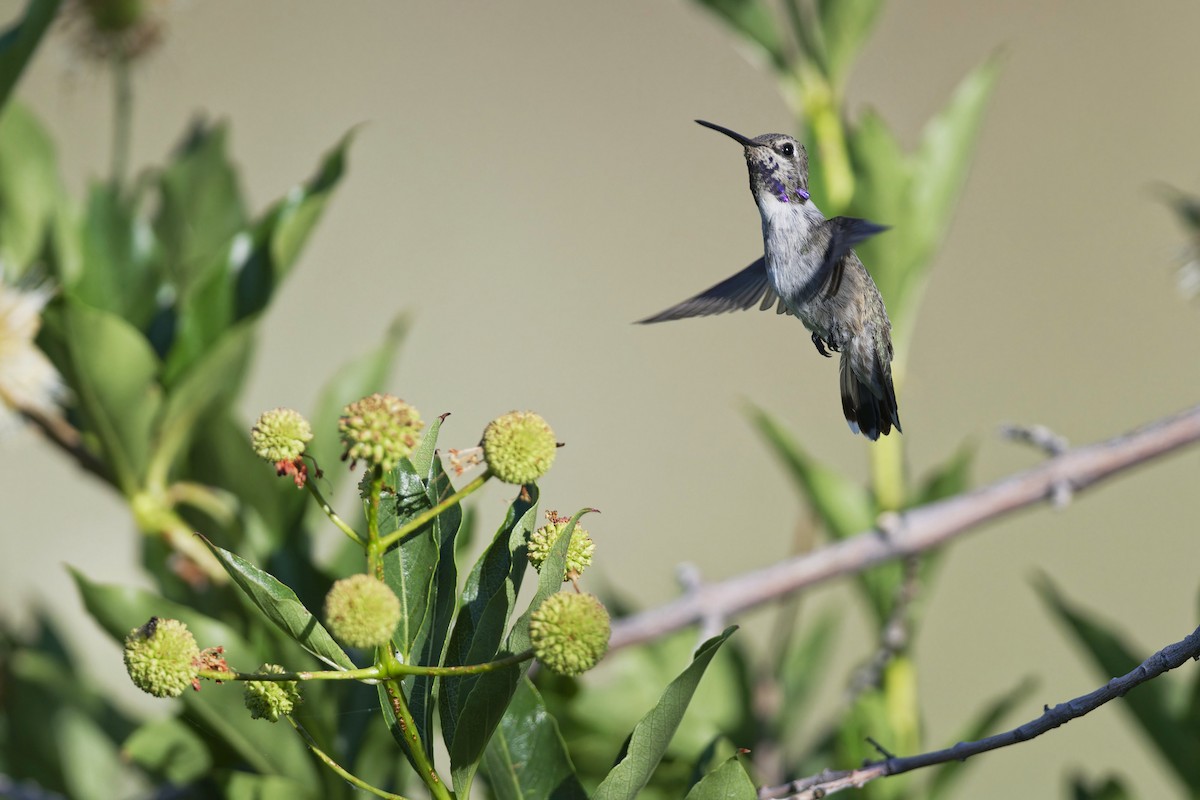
(57, 707), (124, 800)
(199, 538), (355, 670)
(748, 405), (874, 539)
(927, 676), (1034, 799)
(748, 406), (898, 623)
(684, 755), (757, 800)
(915, 439), (976, 505)
(899, 56), (1001, 309)
(0, 103), (60, 274)
(815, 0), (883, 86)
(1068, 774), (1134, 800)
(440, 484), (540, 796)
(56, 298), (163, 493)
(150, 322), (254, 485)
(71, 566), (251, 662)
(153, 120), (247, 294)
(845, 108), (911, 233)
(593, 627), (738, 800)
(776, 611), (839, 745)
(1036, 576), (1200, 789)
(222, 772), (317, 800)
(123, 717), (213, 785)
(165, 130), (353, 379)
(74, 183), (160, 327)
(483, 677), (588, 800)
(378, 416), (449, 661)
(695, 0), (787, 70)
(0, 0), (62, 113)
(307, 314), (407, 498)
(228, 129), (354, 326)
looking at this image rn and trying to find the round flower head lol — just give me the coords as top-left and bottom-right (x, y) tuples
(338, 393), (423, 472)
(123, 617), (200, 698)
(529, 593), (610, 677)
(528, 511), (594, 582)
(251, 408), (313, 463)
(244, 664), (301, 723)
(66, 0), (165, 61)
(324, 574), (401, 649)
(482, 411), (556, 485)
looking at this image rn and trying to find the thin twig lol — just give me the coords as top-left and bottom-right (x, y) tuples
(845, 555), (920, 702)
(759, 623), (1200, 799)
(610, 404), (1200, 652)
(19, 407), (109, 482)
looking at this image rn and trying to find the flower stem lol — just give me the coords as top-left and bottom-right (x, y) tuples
(378, 471), (488, 550)
(287, 717), (414, 800)
(383, 680), (452, 800)
(110, 50), (133, 191)
(366, 466), (384, 578)
(389, 649), (533, 677)
(199, 665), (382, 683)
(305, 479), (364, 546)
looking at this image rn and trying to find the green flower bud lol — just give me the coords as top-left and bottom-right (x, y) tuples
(339, 393), (423, 472)
(123, 618), (200, 698)
(529, 593), (610, 677)
(528, 511), (594, 581)
(244, 664), (301, 722)
(482, 411), (556, 485)
(251, 408), (313, 463)
(324, 574), (401, 649)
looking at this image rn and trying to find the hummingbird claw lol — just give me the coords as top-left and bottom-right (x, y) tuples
(811, 331), (834, 358)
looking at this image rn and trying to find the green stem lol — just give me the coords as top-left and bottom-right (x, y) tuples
(305, 479), (365, 546)
(198, 648), (533, 684)
(110, 49), (133, 191)
(378, 472), (488, 550)
(384, 680), (452, 800)
(389, 649), (533, 677)
(287, 717), (414, 800)
(199, 665), (382, 683)
(166, 481), (237, 527)
(366, 466), (384, 578)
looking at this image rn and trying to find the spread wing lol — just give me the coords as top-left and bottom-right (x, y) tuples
(794, 217), (890, 306)
(636, 257), (792, 324)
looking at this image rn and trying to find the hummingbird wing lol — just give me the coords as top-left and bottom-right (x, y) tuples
(793, 217), (890, 306)
(636, 257), (793, 323)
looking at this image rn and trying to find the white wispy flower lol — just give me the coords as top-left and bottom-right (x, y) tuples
(0, 281), (64, 431)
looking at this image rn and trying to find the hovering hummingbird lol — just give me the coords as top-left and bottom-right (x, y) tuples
(638, 120), (901, 441)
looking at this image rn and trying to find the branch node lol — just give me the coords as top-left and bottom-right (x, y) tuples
(865, 736), (896, 760)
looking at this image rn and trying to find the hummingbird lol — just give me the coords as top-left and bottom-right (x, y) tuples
(638, 120), (901, 441)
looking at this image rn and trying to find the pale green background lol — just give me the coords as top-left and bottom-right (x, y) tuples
(3, 1), (1199, 797)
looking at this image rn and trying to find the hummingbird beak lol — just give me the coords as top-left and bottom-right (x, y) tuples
(695, 120), (759, 148)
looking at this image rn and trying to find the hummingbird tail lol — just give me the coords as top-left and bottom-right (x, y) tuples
(839, 353), (901, 441)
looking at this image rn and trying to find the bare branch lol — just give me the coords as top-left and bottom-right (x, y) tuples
(759, 623), (1200, 799)
(610, 404), (1200, 652)
(19, 406), (110, 483)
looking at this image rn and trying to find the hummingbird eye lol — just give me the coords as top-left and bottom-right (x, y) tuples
(778, 142), (795, 157)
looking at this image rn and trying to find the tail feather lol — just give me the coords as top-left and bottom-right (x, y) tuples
(839, 353), (901, 441)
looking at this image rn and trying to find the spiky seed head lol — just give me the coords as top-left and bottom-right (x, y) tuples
(244, 664), (301, 722)
(338, 393), (423, 472)
(528, 511), (594, 581)
(123, 618), (200, 698)
(482, 411), (556, 485)
(530, 593), (610, 676)
(324, 574), (401, 649)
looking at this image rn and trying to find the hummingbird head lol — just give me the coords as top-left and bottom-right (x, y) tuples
(696, 120), (810, 205)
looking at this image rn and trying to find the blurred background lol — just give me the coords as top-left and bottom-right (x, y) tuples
(2, 0), (1199, 797)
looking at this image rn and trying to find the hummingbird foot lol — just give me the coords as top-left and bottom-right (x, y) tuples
(811, 332), (836, 358)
